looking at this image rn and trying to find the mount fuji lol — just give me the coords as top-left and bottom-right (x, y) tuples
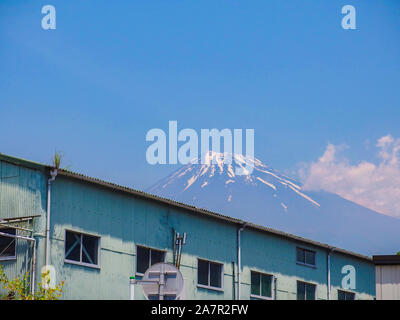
(147, 152), (400, 256)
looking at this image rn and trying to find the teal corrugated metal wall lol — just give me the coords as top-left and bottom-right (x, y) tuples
(0, 157), (376, 300)
(0, 160), (46, 219)
(48, 175), (375, 300)
(0, 159), (47, 297)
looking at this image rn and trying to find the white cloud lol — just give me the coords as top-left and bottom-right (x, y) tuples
(300, 135), (400, 218)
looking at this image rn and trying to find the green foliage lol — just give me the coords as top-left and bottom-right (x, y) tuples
(51, 151), (72, 170)
(397, 251), (400, 255)
(52, 152), (62, 169)
(0, 265), (64, 300)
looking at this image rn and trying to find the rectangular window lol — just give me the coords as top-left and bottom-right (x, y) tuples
(250, 271), (273, 299)
(0, 228), (16, 260)
(64, 230), (100, 267)
(296, 247), (316, 267)
(297, 281), (316, 300)
(338, 290), (355, 300)
(197, 259), (223, 290)
(136, 246), (165, 275)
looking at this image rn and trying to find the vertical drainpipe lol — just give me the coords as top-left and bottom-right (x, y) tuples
(327, 247), (335, 300)
(237, 223), (247, 300)
(32, 239), (37, 296)
(232, 262), (236, 300)
(45, 169), (58, 267)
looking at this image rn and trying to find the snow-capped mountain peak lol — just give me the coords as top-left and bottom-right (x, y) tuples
(149, 151), (320, 210)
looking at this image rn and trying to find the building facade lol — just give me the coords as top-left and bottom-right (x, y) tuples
(374, 255), (400, 300)
(0, 154), (376, 300)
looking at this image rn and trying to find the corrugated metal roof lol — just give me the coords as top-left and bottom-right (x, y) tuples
(0, 153), (372, 262)
(0, 153), (46, 171)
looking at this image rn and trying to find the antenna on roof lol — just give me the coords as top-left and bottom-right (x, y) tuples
(174, 232), (187, 269)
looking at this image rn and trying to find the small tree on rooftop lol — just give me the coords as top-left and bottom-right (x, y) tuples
(51, 151), (71, 171)
(52, 152), (62, 169)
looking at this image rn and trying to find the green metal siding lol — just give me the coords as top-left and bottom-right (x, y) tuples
(50, 175), (238, 299)
(48, 175), (375, 300)
(330, 252), (375, 299)
(0, 159), (48, 296)
(0, 155), (376, 300)
(0, 160), (47, 220)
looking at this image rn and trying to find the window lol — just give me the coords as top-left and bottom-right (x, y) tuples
(338, 290), (355, 300)
(0, 228), (16, 260)
(296, 247), (316, 267)
(136, 246), (165, 275)
(64, 230), (100, 267)
(250, 271), (273, 299)
(297, 281), (316, 300)
(197, 259), (223, 290)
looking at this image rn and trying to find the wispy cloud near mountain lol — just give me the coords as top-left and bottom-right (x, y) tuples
(300, 135), (400, 218)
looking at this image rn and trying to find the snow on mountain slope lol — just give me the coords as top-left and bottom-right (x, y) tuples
(150, 151), (319, 208)
(147, 152), (400, 256)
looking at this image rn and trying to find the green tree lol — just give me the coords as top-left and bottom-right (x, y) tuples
(0, 265), (64, 300)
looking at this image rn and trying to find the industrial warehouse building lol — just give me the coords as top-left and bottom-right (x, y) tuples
(373, 255), (400, 300)
(0, 153), (375, 300)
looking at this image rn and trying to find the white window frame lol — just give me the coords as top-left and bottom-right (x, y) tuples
(250, 270), (274, 300)
(196, 258), (224, 292)
(296, 246), (316, 268)
(135, 245), (166, 276)
(296, 280), (317, 300)
(0, 227), (17, 261)
(64, 229), (101, 269)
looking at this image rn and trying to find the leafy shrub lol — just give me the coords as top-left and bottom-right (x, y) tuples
(0, 265), (64, 300)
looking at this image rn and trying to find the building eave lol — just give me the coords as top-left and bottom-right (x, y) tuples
(373, 255), (400, 265)
(0, 152), (372, 263)
(0, 153), (47, 172)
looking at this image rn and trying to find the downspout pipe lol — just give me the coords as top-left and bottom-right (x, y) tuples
(327, 247), (335, 300)
(32, 239), (37, 297)
(45, 169), (58, 268)
(237, 223), (247, 300)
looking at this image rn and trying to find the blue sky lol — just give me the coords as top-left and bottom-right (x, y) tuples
(0, 0), (399, 190)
